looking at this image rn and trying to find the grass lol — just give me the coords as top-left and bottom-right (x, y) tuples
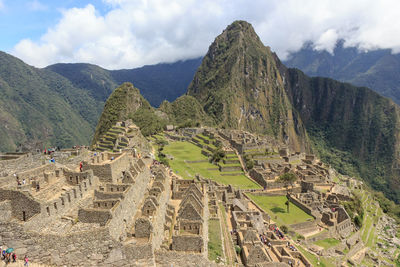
(247, 194), (313, 225)
(296, 245), (336, 267)
(163, 141), (260, 189)
(208, 219), (223, 262)
(314, 238), (341, 249)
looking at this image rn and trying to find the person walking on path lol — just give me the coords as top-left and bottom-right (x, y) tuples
(24, 255), (29, 266)
(79, 162), (83, 172)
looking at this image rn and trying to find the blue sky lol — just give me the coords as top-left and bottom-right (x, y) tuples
(1, 0), (400, 69)
(0, 0), (109, 50)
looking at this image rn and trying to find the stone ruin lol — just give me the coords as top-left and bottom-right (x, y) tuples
(289, 181), (354, 239)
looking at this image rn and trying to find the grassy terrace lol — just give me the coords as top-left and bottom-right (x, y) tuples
(247, 194), (313, 225)
(208, 219), (223, 262)
(163, 141), (260, 189)
(314, 238), (340, 249)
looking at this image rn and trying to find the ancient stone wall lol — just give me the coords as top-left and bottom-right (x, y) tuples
(250, 169), (267, 187)
(63, 169), (93, 185)
(155, 250), (216, 267)
(149, 169), (172, 249)
(78, 208), (112, 226)
(0, 200), (12, 221)
(0, 189), (41, 221)
(171, 235), (203, 252)
(288, 195), (315, 218)
(94, 190), (124, 200)
(29, 175), (99, 228)
(17, 163), (56, 179)
(83, 152), (130, 183)
(106, 165), (151, 240)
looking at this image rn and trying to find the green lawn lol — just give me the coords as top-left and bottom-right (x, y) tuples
(247, 194), (314, 225)
(208, 219), (223, 262)
(314, 238), (341, 249)
(163, 141), (260, 189)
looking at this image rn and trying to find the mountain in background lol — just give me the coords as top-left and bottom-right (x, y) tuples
(47, 57), (202, 107)
(0, 51), (100, 151)
(0, 53), (201, 151)
(284, 41), (400, 105)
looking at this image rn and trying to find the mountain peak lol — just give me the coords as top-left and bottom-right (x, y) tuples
(187, 21), (310, 152)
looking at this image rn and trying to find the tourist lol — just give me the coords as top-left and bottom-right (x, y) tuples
(79, 162), (83, 172)
(24, 255), (28, 266)
(12, 253), (16, 262)
(22, 178), (26, 185)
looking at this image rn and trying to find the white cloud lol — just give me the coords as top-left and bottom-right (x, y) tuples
(12, 0), (400, 69)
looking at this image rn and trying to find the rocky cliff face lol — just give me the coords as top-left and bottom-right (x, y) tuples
(187, 21), (310, 152)
(277, 60), (400, 202)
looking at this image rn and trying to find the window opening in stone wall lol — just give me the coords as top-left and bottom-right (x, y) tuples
(61, 198), (65, 206)
(22, 211), (26, 221)
(54, 202), (57, 210)
(47, 207), (50, 216)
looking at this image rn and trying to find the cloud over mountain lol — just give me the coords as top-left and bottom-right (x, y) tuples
(12, 0), (400, 69)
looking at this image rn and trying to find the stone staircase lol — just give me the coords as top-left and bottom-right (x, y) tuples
(96, 122), (136, 152)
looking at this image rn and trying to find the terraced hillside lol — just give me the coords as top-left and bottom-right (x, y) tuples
(95, 120), (150, 154)
(151, 133), (260, 189)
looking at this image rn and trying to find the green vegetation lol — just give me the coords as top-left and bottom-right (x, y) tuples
(295, 245), (336, 267)
(0, 51), (99, 151)
(342, 193), (364, 228)
(162, 141), (259, 189)
(289, 68), (400, 204)
(92, 82), (168, 145)
(284, 42), (400, 107)
(186, 21), (309, 149)
(130, 105), (167, 136)
(247, 194), (313, 225)
(208, 219), (223, 262)
(159, 95), (214, 128)
(314, 238), (340, 249)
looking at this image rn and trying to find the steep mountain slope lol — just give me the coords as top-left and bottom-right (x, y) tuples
(276, 59), (400, 202)
(284, 42), (400, 105)
(159, 95), (214, 127)
(187, 21), (310, 152)
(0, 52), (98, 151)
(46, 63), (118, 102)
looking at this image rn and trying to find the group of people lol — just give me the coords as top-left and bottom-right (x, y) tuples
(259, 233), (271, 247)
(1, 246), (29, 266)
(269, 224), (285, 239)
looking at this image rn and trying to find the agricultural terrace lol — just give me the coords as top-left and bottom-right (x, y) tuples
(247, 194), (313, 225)
(162, 141), (260, 189)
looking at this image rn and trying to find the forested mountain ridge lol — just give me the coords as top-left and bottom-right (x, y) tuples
(0, 52), (201, 151)
(284, 41), (400, 105)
